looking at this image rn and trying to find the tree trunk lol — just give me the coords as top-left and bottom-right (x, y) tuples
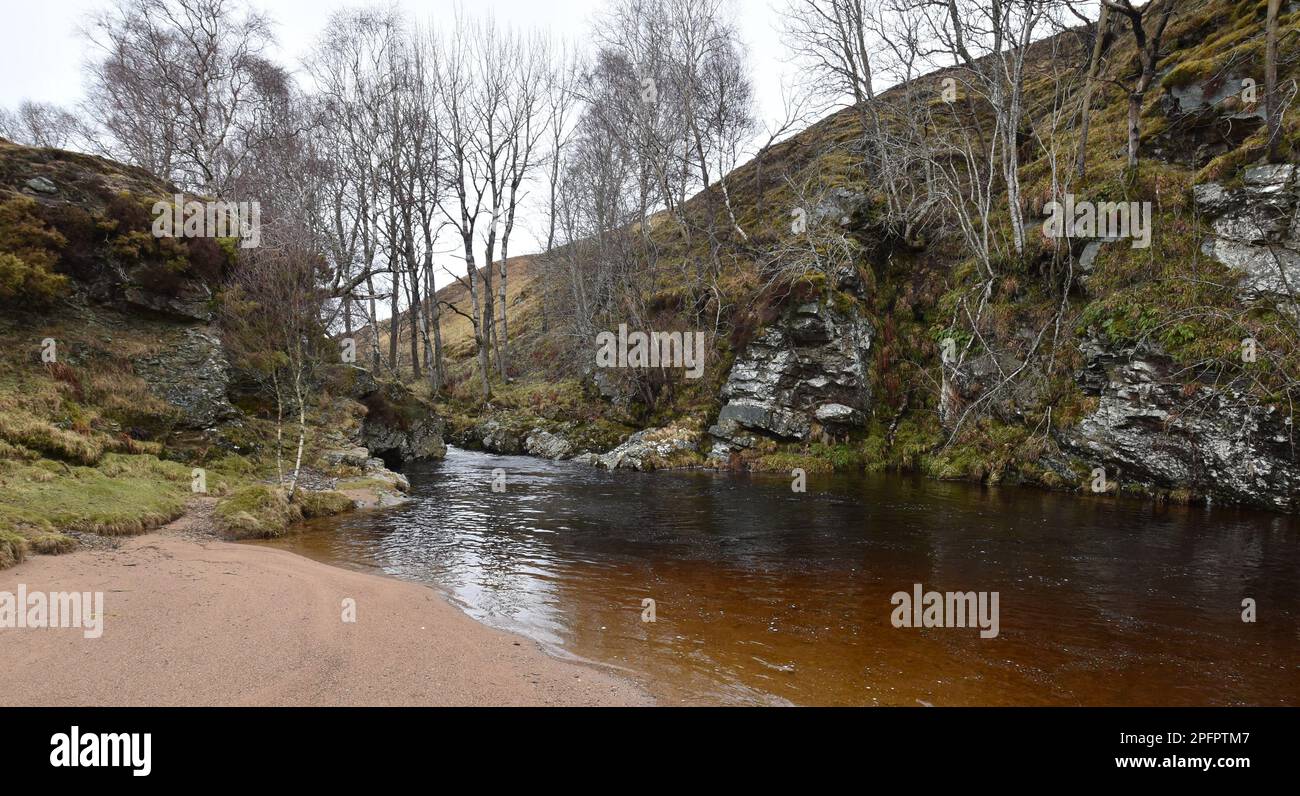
(496, 244), (508, 379)
(1126, 91), (1142, 170)
(462, 231), (491, 401)
(288, 370), (307, 501)
(425, 259), (442, 393)
(366, 274), (381, 371)
(1076, 3), (1111, 178)
(1266, 0), (1283, 163)
(388, 266), (400, 375)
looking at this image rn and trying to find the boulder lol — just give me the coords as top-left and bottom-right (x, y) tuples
(592, 426), (701, 471)
(478, 419), (525, 455)
(815, 402), (863, 426)
(362, 457), (410, 494)
(322, 445), (372, 468)
(24, 176), (58, 195)
(525, 429), (574, 460)
(358, 383), (447, 466)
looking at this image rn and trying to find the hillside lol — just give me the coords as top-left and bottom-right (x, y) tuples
(411, 0), (1300, 511)
(0, 139), (437, 569)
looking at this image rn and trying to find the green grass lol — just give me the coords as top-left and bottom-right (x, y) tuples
(0, 527), (27, 569)
(295, 489), (354, 519)
(0, 454), (190, 536)
(214, 484), (301, 540)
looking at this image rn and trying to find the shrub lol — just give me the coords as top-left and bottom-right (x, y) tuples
(0, 197), (68, 306)
(0, 251), (68, 305)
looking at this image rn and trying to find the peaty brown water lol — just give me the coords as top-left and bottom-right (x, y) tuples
(260, 447), (1300, 706)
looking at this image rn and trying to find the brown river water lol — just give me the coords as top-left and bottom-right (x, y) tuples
(259, 447), (1300, 706)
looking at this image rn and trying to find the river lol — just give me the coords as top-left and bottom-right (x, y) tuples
(258, 447), (1300, 706)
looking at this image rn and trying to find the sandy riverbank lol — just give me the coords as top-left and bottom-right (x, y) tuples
(0, 500), (650, 706)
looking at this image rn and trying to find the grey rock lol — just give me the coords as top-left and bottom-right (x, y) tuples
(1194, 164), (1300, 309)
(477, 419), (525, 455)
(718, 401), (810, 440)
(134, 327), (237, 429)
(1059, 340), (1299, 512)
(322, 446), (372, 468)
(1243, 163), (1297, 186)
(815, 403), (863, 425)
(362, 457), (410, 493)
(525, 429), (574, 460)
(593, 427), (700, 471)
(360, 411), (446, 465)
(1153, 76), (1266, 167)
(24, 176), (58, 194)
(709, 299), (873, 457)
(121, 281), (214, 322)
(1191, 182), (1237, 217)
(1201, 238), (1300, 301)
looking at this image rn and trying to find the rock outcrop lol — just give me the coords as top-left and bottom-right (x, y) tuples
(709, 299), (873, 459)
(357, 383), (447, 467)
(1059, 339), (1298, 512)
(1195, 163), (1300, 309)
(134, 326), (238, 429)
(451, 418), (526, 455)
(1151, 73), (1266, 167)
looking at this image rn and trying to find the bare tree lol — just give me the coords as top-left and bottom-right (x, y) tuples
(492, 31), (550, 378)
(929, 0), (1050, 257)
(1100, 0), (1175, 171)
(0, 101), (89, 149)
(1074, 1), (1113, 178)
(84, 0), (285, 195)
(306, 6), (407, 371)
(435, 12), (493, 400)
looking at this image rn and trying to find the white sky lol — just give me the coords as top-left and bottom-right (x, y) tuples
(0, 1), (792, 114)
(0, 0), (798, 288)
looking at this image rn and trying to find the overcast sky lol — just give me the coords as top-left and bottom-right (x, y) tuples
(0, 0), (800, 284)
(0, 0), (797, 135)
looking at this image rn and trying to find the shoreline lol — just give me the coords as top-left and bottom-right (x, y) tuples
(0, 499), (652, 707)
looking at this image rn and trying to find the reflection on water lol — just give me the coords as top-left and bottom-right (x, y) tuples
(260, 447), (1300, 705)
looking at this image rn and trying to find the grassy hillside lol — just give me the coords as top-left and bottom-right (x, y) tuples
(0, 141), (369, 568)
(402, 0), (1300, 491)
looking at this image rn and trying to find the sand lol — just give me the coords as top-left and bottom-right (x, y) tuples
(0, 500), (650, 706)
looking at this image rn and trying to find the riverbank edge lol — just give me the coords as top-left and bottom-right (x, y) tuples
(0, 498), (653, 707)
